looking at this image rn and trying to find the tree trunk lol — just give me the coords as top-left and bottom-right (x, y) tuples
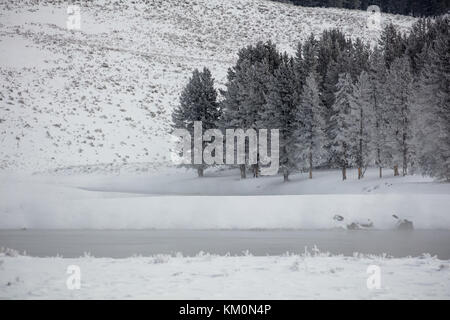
(358, 108), (363, 180)
(394, 165), (399, 176)
(402, 104), (408, 176)
(342, 142), (347, 181)
(197, 167), (204, 177)
(254, 154), (260, 178)
(377, 148), (382, 179)
(252, 164), (259, 178)
(309, 151), (313, 179)
(403, 142), (408, 176)
(283, 168), (289, 182)
(240, 164), (246, 179)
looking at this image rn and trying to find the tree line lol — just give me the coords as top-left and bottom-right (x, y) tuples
(273, 0), (449, 17)
(172, 16), (449, 182)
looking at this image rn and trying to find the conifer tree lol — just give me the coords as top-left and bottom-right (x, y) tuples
(297, 71), (327, 179)
(411, 18), (450, 180)
(368, 47), (390, 178)
(350, 71), (374, 179)
(221, 41), (281, 178)
(172, 68), (220, 177)
(264, 54), (298, 182)
(386, 57), (414, 176)
(329, 73), (355, 180)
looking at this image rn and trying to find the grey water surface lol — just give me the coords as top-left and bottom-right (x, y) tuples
(1, 229), (450, 259)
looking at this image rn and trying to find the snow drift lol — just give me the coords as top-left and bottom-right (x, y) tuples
(1, 169), (449, 229)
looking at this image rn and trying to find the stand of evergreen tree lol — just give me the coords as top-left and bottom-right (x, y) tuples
(272, 0), (449, 17)
(172, 16), (450, 182)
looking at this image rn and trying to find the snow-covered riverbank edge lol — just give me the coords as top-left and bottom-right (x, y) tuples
(1, 251), (449, 299)
(2, 193), (450, 230)
(1, 169), (450, 230)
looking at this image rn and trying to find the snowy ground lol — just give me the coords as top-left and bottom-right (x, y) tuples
(1, 251), (449, 299)
(0, 0), (417, 172)
(1, 167), (449, 229)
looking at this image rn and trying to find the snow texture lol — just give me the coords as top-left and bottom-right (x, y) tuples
(0, 250), (449, 299)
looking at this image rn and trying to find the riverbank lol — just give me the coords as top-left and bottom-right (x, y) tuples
(1, 168), (450, 230)
(1, 251), (449, 299)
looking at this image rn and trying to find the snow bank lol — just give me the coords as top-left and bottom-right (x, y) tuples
(1, 171), (450, 229)
(1, 252), (449, 299)
(1, 191), (449, 230)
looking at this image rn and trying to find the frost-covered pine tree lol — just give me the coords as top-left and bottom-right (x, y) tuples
(329, 73), (355, 180)
(322, 48), (353, 167)
(171, 67), (220, 177)
(379, 23), (406, 68)
(220, 62), (249, 178)
(264, 53), (298, 182)
(350, 71), (374, 179)
(368, 47), (391, 178)
(386, 56), (413, 176)
(411, 19), (450, 181)
(294, 34), (318, 90)
(296, 71), (326, 179)
(221, 41), (281, 179)
(352, 38), (370, 76)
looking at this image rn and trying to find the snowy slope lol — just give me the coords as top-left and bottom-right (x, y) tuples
(0, 0), (417, 172)
(1, 251), (449, 299)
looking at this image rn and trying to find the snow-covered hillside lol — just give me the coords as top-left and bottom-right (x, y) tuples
(0, 0), (417, 172)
